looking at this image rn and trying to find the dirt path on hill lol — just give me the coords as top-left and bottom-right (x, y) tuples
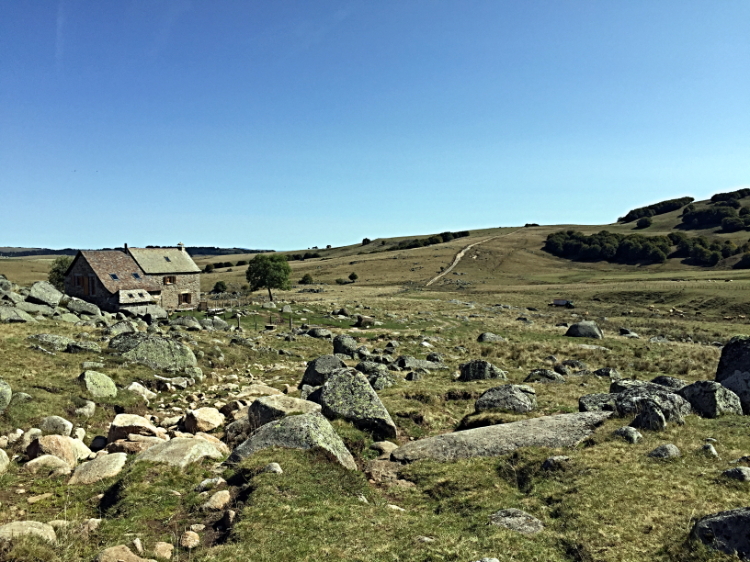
(425, 230), (518, 287)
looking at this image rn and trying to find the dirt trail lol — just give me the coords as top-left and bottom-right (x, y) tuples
(425, 230), (518, 287)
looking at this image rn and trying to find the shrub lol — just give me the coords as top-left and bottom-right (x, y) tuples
(299, 273), (314, 285)
(348, 272), (358, 282)
(362, 238), (371, 246)
(48, 255), (73, 291)
(212, 281), (228, 293)
(636, 217), (652, 229)
(681, 206), (737, 229)
(236, 260), (247, 266)
(721, 217), (745, 233)
(204, 264), (215, 273)
(711, 188), (750, 202)
(734, 253), (750, 269)
(335, 278), (348, 285)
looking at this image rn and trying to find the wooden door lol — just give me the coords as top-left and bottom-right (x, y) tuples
(83, 276), (90, 296)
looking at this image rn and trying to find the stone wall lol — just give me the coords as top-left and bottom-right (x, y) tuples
(154, 273), (201, 310)
(64, 260), (118, 312)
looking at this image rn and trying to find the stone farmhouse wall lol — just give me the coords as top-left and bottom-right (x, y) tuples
(64, 259), (119, 312)
(154, 273), (201, 310)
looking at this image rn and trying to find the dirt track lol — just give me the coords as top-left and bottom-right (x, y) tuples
(425, 231), (517, 287)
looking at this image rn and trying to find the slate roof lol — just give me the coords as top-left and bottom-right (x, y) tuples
(75, 251), (161, 294)
(127, 247), (201, 274)
(118, 289), (155, 304)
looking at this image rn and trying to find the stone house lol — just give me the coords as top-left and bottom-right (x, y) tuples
(126, 244), (201, 310)
(64, 244), (201, 313)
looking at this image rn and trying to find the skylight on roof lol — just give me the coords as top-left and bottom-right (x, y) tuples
(164, 256), (171, 262)
(128, 293), (134, 298)
(138, 292), (144, 297)
(110, 274), (120, 281)
(132, 273), (141, 280)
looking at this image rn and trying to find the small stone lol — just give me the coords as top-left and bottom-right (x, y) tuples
(27, 493), (53, 504)
(263, 462), (283, 474)
(180, 530), (200, 549)
(386, 504), (406, 512)
(190, 524), (205, 532)
(613, 426), (642, 444)
(541, 456), (570, 471)
(153, 541), (174, 559)
(489, 508), (544, 534)
(202, 490), (231, 511)
(40, 415), (73, 437)
(702, 444), (719, 458)
(723, 467), (750, 481)
(221, 509), (236, 527)
(132, 538), (144, 554)
(195, 477), (226, 492)
(648, 444), (680, 459)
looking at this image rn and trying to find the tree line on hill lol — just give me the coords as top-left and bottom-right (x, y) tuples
(680, 189), (750, 232)
(384, 230), (470, 252)
(544, 230), (749, 267)
(618, 197), (694, 223)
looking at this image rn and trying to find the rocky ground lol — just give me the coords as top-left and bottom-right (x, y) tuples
(0, 276), (749, 561)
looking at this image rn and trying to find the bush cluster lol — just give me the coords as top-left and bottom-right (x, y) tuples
(299, 273), (314, 285)
(711, 188), (750, 203)
(287, 252), (321, 261)
(544, 230), (670, 263)
(618, 197), (694, 223)
(668, 232), (744, 265)
(210, 261), (234, 269)
(387, 231), (469, 252)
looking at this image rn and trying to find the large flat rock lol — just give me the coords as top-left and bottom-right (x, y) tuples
(391, 411), (612, 463)
(69, 452), (127, 485)
(136, 438), (224, 469)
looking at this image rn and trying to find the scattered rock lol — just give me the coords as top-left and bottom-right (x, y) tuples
(475, 385), (537, 413)
(677, 381), (742, 418)
(648, 444), (680, 459)
(136, 438), (224, 469)
(722, 467), (750, 481)
(300, 355), (347, 387)
(40, 415), (73, 437)
(524, 369), (565, 384)
(630, 399), (667, 431)
(248, 395), (321, 427)
(316, 368), (397, 439)
(0, 520), (56, 544)
(650, 375), (688, 390)
(477, 332), (505, 343)
(79, 371), (117, 399)
(95, 545), (150, 562)
(69, 452), (127, 485)
(565, 321), (603, 339)
(202, 490), (231, 511)
(264, 462), (283, 474)
(691, 507), (750, 559)
(26, 281), (63, 308)
(153, 541), (174, 560)
(719, 370), (750, 414)
(579, 393), (616, 412)
(184, 408), (225, 433)
(716, 336), (750, 383)
(541, 456), (570, 471)
(108, 414), (160, 442)
(613, 426), (642, 444)
(488, 508), (544, 534)
(109, 333), (197, 371)
(458, 360), (507, 382)
(180, 531), (200, 549)
(228, 412), (356, 470)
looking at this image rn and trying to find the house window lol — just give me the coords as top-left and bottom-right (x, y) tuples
(109, 274), (119, 281)
(179, 293), (192, 305)
(164, 276), (176, 285)
(132, 273), (141, 280)
(74, 276), (82, 287)
(164, 256), (171, 262)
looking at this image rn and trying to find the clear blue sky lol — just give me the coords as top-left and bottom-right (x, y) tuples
(1, 1), (749, 250)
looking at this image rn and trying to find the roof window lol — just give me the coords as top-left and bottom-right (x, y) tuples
(164, 256), (171, 262)
(132, 273), (141, 280)
(128, 293), (134, 298)
(110, 274), (120, 281)
(138, 292), (144, 297)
